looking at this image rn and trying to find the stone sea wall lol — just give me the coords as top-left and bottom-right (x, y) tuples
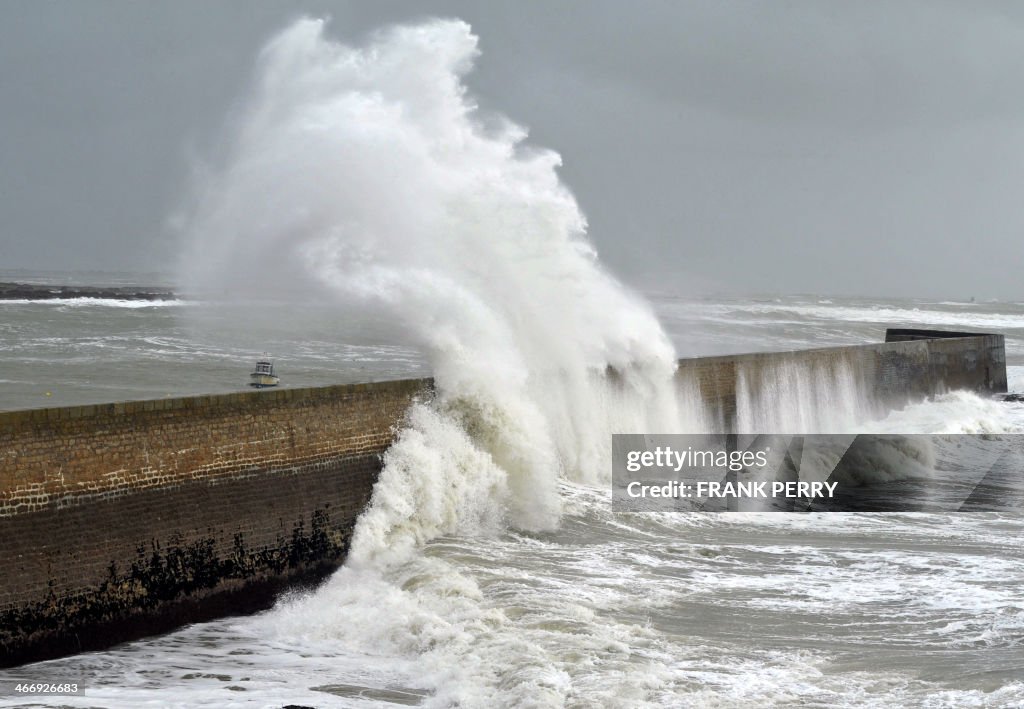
(0, 329), (1007, 666)
(676, 329), (1006, 429)
(0, 379), (429, 666)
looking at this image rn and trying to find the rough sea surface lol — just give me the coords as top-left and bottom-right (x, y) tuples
(4, 14), (1023, 708)
(1, 283), (1022, 708)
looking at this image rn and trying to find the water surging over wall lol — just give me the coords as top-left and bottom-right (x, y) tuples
(178, 17), (706, 557)
(734, 351), (877, 433)
(164, 20), (1012, 705)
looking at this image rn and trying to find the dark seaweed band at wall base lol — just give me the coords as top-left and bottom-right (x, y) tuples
(612, 433), (1024, 513)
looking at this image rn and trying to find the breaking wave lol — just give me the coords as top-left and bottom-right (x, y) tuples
(172, 17), (1024, 706)
(178, 16), (704, 559)
(173, 20), (718, 701)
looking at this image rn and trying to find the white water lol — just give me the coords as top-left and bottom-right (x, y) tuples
(172, 18), (1024, 706)
(3, 17), (1022, 708)
(3, 314), (1021, 708)
(734, 352), (877, 433)
(174, 18), (720, 704)
(180, 17), (706, 543)
(0, 297), (186, 308)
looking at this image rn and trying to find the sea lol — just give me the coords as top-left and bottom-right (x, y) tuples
(1, 273), (1022, 708)
(3, 15), (1024, 709)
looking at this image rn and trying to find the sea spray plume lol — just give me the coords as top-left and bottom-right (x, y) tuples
(179, 17), (693, 550)
(179, 18), (708, 703)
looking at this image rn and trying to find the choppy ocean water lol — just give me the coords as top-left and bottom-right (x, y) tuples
(2, 274), (1021, 412)
(1, 281), (1023, 708)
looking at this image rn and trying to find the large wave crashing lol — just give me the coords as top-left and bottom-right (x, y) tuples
(178, 18), (704, 564)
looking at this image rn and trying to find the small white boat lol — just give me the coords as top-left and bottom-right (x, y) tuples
(250, 358), (280, 388)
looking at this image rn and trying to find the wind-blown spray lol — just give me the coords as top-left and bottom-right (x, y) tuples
(177, 20), (718, 703)
(180, 17), (699, 555)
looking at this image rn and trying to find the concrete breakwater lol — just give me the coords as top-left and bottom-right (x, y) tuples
(680, 329), (1007, 431)
(0, 329), (1007, 666)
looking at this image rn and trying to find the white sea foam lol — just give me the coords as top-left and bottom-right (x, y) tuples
(738, 301), (1024, 332)
(865, 389), (1024, 434)
(0, 297), (186, 308)
(1007, 364), (1024, 392)
(169, 17), (733, 704)
(178, 17), (706, 545)
(157, 15), (1024, 708)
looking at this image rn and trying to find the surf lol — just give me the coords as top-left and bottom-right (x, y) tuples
(174, 19), (712, 703)
(177, 17), (707, 554)
(173, 17), (1024, 706)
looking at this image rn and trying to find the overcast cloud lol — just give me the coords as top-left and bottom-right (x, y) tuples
(1, 1), (1022, 299)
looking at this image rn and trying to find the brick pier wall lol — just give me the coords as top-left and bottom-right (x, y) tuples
(0, 379), (430, 667)
(0, 329), (1008, 666)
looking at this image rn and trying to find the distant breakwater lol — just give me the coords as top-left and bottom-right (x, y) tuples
(0, 282), (175, 301)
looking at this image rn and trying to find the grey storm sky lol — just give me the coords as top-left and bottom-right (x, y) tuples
(1, 1), (1022, 299)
